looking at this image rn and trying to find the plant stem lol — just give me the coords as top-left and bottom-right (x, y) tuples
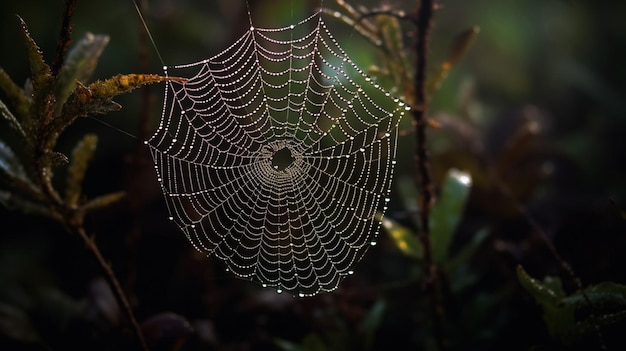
(72, 223), (149, 351)
(412, 0), (447, 350)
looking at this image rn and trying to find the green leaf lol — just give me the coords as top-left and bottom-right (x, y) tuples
(447, 228), (489, 293)
(517, 265), (626, 345)
(360, 299), (386, 332)
(17, 15), (54, 125)
(517, 265), (563, 308)
(0, 68), (31, 122)
(360, 299), (387, 350)
(0, 190), (49, 216)
(381, 214), (422, 259)
(0, 98), (27, 140)
(18, 16), (52, 93)
(569, 282), (626, 330)
(0, 140), (34, 190)
(430, 169), (472, 264)
(83, 191), (126, 212)
(54, 33), (110, 112)
(448, 228), (489, 271)
(65, 134), (98, 206)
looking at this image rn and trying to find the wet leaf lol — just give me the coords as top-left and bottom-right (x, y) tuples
(517, 265), (626, 345)
(430, 169), (472, 264)
(17, 15), (54, 125)
(0, 141), (32, 189)
(65, 134), (98, 206)
(0, 99), (27, 141)
(381, 214), (422, 259)
(0, 69), (30, 123)
(54, 33), (110, 111)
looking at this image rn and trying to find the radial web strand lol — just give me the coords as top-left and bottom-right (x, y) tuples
(147, 10), (409, 296)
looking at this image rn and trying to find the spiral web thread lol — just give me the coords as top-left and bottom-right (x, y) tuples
(146, 10), (409, 297)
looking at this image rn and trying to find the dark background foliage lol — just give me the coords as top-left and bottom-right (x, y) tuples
(1, 0), (625, 350)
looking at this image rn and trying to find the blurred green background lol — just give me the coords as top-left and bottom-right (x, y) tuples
(1, 0), (625, 350)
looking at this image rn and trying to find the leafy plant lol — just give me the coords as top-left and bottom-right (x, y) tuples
(517, 265), (626, 347)
(0, 6), (182, 350)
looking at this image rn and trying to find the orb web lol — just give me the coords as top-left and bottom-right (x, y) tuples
(147, 10), (408, 296)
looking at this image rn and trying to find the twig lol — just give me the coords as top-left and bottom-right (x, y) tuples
(411, 0), (447, 350)
(72, 223), (149, 351)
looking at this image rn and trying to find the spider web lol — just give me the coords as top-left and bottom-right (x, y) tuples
(146, 10), (409, 297)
